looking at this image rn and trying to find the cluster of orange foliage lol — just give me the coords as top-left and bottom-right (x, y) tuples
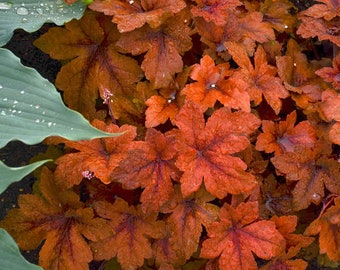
(2, 0), (340, 269)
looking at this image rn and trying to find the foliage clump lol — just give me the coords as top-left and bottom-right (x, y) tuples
(2, 0), (340, 269)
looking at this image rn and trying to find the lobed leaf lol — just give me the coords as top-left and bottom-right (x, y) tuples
(200, 201), (285, 270)
(175, 101), (260, 198)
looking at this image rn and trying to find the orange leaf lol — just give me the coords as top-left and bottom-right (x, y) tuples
(34, 11), (143, 120)
(159, 187), (219, 264)
(276, 39), (318, 91)
(116, 10), (192, 89)
(237, 11), (275, 44)
(298, 0), (340, 21)
(89, 0), (186, 33)
(227, 42), (289, 114)
(304, 196), (340, 261)
(145, 68), (188, 127)
(256, 110), (317, 155)
(0, 167), (110, 270)
(190, 0), (242, 26)
(182, 54), (250, 112)
(260, 0), (297, 32)
(174, 101), (260, 198)
(91, 198), (164, 269)
(316, 53), (340, 90)
(52, 120), (137, 188)
(270, 215), (313, 258)
(319, 89), (340, 122)
(297, 16), (340, 47)
(271, 145), (340, 211)
(111, 128), (181, 212)
(200, 201), (285, 270)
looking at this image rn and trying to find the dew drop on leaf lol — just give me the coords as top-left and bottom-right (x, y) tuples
(16, 6), (28, 15)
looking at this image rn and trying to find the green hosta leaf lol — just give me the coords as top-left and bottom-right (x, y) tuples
(0, 228), (43, 270)
(0, 0), (86, 47)
(0, 48), (120, 148)
(0, 159), (51, 194)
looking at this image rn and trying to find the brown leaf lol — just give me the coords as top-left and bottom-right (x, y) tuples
(89, 0), (186, 33)
(34, 11), (143, 120)
(304, 196), (340, 261)
(91, 198), (164, 269)
(116, 10), (192, 89)
(174, 101), (260, 198)
(200, 201), (285, 270)
(0, 168), (110, 270)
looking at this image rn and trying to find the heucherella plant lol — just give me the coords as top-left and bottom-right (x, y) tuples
(1, 0), (340, 269)
(0, 0), (119, 268)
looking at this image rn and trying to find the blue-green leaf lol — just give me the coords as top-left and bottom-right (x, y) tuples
(0, 48), (120, 148)
(0, 228), (43, 270)
(0, 159), (51, 194)
(0, 0), (86, 47)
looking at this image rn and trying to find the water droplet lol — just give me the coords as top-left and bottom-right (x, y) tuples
(129, 0), (134, 4)
(35, 119), (40, 123)
(53, 123), (56, 126)
(0, 84), (3, 89)
(35, 105), (40, 109)
(36, 8), (43, 14)
(16, 6), (28, 15)
(284, 24), (288, 29)
(0, 2), (12, 10)
(210, 84), (216, 88)
(2, 98), (8, 101)
(58, 7), (67, 13)
(47, 122), (53, 128)
(17, 110), (21, 114)
(20, 90), (24, 94)
(70, 128), (74, 131)
(1, 110), (6, 116)
(293, 63), (297, 67)
(42, 111), (46, 115)
(13, 100), (18, 104)
(21, 17), (28, 23)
